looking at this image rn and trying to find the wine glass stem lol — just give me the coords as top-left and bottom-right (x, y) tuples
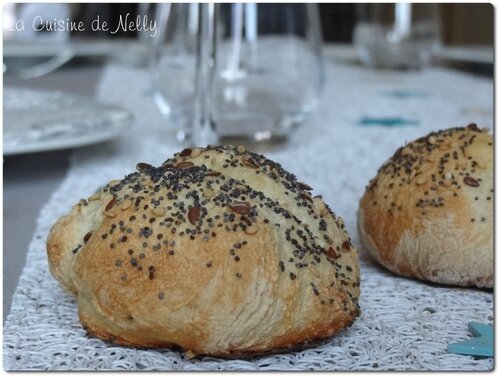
(192, 3), (219, 146)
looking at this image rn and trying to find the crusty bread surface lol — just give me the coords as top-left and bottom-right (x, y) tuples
(358, 124), (493, 288)
(47, 145), (361, 356)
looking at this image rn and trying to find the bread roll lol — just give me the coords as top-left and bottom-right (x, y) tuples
(47, 145), (360, 357)
(358, 124), (493, 288)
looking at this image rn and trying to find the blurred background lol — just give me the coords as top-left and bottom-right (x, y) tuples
(3, 3), (494, 145)
(4, 3), (494, 44)
(3, 3), (493, 102)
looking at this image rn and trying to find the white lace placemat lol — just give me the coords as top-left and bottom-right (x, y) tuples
(4, 53), (494, 371)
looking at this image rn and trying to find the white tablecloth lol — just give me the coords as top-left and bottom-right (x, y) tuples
(4, 49), (494, 371)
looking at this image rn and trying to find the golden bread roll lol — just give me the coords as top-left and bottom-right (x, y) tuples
(358, 124), (493, 288)
(47, 145), (361, 357)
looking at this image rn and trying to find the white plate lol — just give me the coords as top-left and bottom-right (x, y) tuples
(3, 88), (133, 156)
(3, 39), (140, 58)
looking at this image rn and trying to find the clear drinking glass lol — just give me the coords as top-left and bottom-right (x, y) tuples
(353, 3), (440, 70)
(150, 3), (324, 146)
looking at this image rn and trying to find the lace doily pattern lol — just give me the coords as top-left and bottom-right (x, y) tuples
(4, 56), (493, 370)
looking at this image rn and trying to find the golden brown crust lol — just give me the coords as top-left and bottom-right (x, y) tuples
(46, 145), (361, 356)
(358, 124), (493, 288)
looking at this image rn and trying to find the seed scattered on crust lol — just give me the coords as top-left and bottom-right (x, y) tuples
(175, 161), (195, 169)
(443, 172), (453, 187)
(179, 148), (193, 157)
(104, 211), (117, 218)
(83, 231), (93, 243)
(152, 207), (166, 217)
(148, 266), (155, 279)
(188, 207), (201, 224)
(190, 148), (203, 157)
(121, 199), (133, 210)
(203, 188), (216, 198)
(228, 201), (251, 215)
(314, 200), (328, 217)
(466, 123), (480, 131)
(205, 171), (221, 177)
(236, 145), (246, 153)
(326, 247), (337, 260)
(310, 267), (321, 279)
(415, 176), (427, 186)
(235, 184), (247, 192)
(245, 224), (259, 235)
(242, 156), (258, 169)
(297, 182), (313, 191)
(428, 136), (436, 145)
(136, 162), (152, 172)
(105, 198), (116, 211)
(463, 176), (479, 187)
(301, 192), (313, 203)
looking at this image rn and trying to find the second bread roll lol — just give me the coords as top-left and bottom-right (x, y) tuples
(358, 124), (493, 288)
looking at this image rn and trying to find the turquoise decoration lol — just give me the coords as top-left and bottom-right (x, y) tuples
(447, 322), (493, 358)
(359, 117), (419, 127)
